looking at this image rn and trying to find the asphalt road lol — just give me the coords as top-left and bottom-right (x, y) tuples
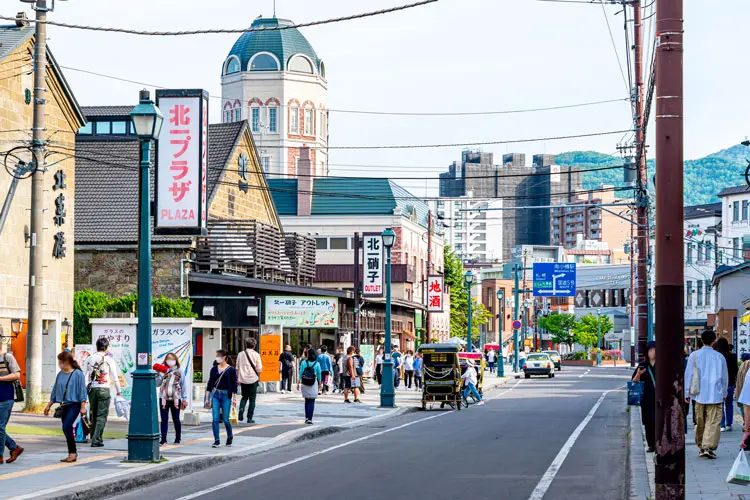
(109, 366), (632, 500)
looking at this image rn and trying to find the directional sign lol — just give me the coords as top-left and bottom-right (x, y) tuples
(512, 320), (522, 330)
(532, 262), (576, 297)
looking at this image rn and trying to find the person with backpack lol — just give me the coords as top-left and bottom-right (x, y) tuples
(0, 341), (23, 464)
(317, 345), (333, 395)
(157, 352), (187, 445)
(413, 352), (423, 391)
(298, 349), (321, 424)
(83, 337), (121, 448)
(392, 346), (402, 389)
(236, 338), (262, 424)
(44, 352), (87, 462)
(354, 348), (366, 395)
(279, 345), (295, 394)
(206, 350), (237, 448)
(632, 341), (657, 452)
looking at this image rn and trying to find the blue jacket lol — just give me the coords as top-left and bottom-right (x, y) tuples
(317, 353), (333, 372)
(413, 358), (423, 375)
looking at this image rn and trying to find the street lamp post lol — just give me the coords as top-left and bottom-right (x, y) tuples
(497, 289), (504, 377)
(380, 228), (396, 408)
(128, 90), (163, 462)
(464, 271), (474, 351)
(596, 308), (603, 367)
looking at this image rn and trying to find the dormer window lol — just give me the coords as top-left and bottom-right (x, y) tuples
(249, 53), (280, 71)
(288, 55), (314, 74)
(224, 56), (241, 75)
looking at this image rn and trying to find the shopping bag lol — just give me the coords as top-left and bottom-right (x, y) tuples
(114, 395), (131, 420)
(727, 451), (750, 484)
(229, 406), (239, 426)
(73, 415), (88, 443)
(627, 381), (644, 406)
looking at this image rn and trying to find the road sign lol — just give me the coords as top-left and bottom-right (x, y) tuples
(512, 320), (522, 330)
(532, 262), (576, 297)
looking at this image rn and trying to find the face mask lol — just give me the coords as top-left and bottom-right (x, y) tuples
(58, 364), (65, 371)
(166, 359), (176, 368)
(216, 357), (224, 364)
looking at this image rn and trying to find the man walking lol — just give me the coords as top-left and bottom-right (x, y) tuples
(486, 349), (496, 374)
(84, 337), (121, 448)
(0, 341), (23, 464)
(279, 345), (295, 394)
(236, 337), (262, 423)
(685, 329), (728, 459)
(317, 346), (332, 394)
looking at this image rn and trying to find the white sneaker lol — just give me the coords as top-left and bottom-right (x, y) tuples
(280, 390), (286, 394)
(477, 401), (485, 406)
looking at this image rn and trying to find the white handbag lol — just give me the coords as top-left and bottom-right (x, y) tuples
(689, 355), (701, 397)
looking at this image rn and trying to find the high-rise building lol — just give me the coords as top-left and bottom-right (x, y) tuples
(221, 16), (328, 177)
(432, 198), (503, 264)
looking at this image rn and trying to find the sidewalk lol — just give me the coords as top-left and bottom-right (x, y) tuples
(2, 373), (513, 500)
(632, 406), (750, 499)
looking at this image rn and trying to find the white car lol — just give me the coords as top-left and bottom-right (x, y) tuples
(523, 353), (555, 379)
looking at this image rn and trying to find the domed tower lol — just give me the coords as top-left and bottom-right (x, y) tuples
(221, 16), (328, 178)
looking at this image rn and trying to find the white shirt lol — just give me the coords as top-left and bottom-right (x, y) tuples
(462, 365), (478, 386)
(236, 348), (263, 384)
(487, 351), (496, 362)
(738, 370), (750, 406)
(403, 355), (414, 371)
(684, 346), (728, 405)
(375, 354), (383, 365)
(84, 352), (122, 394)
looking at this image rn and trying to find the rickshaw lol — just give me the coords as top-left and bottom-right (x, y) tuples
(458, 352), (485, 396)
(417, 343), (462, 411)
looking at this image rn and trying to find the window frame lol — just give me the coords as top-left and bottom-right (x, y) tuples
(743, 200), (749, 221)
(224, 56), (241, 75)
(268, 107), (278, 133)
(303, 108), (314, 136)
(315, 238), (328, 250)
(78, 122), (93, 135)
(329, 237), (348, 250)
(289, 107), (300, 134)
(686, 280), (693, 307)
(251, 107), (261, 133)
(248, 52), (280, 72)
(686, 243), (693, 264)
(697, 280), (703, 306)
(288, 54), (315, 74)
(233, 107), (241, 122)
(111, 121), (127, 134)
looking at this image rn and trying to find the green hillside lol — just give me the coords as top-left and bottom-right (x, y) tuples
(555, 145), (748, 206)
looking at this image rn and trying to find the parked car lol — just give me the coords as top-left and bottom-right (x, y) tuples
(523, 353), (555, 379)
(543, 350), (562, 371)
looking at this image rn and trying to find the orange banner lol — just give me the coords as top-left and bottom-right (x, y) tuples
(259, 334), (282, 383)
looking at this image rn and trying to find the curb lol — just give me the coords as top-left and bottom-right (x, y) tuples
(39, 405), (413, 500)
(628, 405), (652, 500)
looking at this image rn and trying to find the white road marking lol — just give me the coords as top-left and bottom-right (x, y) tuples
(578, 369), (591, 378)
(487, 380), (522, 400)
(526, 390), (611, 500)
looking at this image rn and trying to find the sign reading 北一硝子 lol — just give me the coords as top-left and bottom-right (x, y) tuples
(362, 233), (384, 297)
(154, 89), (209, 236)
(265, 296), (339, 328)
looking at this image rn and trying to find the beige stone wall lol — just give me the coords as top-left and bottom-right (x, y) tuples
(75, 248), (190, 299)
(0, 38), (82, 331)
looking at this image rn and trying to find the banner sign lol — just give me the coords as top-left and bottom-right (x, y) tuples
(259, 327), (282, 383)
(265, 296), (339, 328)
(427, 275), (444, 312)
(155, 89), (209, 235)
(359, 344), (374, 378)
(362, 233), (384, 297)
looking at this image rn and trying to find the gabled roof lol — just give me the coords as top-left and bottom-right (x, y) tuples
(80, 106), (133, 118)
(684, 202), (722, 220)
(712, 261), (750, 286)
(75, 121), (247, 244)
(718, 185), (750, 198)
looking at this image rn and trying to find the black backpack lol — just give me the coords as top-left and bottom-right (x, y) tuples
(301, 361), (318, 386)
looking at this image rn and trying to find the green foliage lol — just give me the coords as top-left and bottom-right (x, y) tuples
(572, 313), (614, 348)
(538, 313), (577, 348)
(73, 290), (197, 345)
(563, 351), (588, 361)
(444, 245), (492, 343)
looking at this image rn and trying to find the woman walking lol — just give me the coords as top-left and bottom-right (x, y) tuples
(158, 352), (187, 445)
(413, 352), (423, 390)
(632, 341), (656, 452)
(403, 350), (415, 389)
(205, 350), (237, 448)
(44, 352), (87, 463)
(298, 349), (321, 424)
(375, 347), (383, 386)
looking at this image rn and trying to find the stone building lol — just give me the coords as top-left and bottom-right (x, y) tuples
(0, 19), (85, 387)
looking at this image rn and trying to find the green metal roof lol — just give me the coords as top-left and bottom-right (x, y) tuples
(269, 179), (299, 215)
(227, 17), (321, 73)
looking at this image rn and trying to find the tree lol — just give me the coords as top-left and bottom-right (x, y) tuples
(443, 245), (491, 344)
(537, 313), (577, 350)
(572, 313), (614, 349)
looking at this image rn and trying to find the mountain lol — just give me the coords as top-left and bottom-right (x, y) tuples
(555, 144), (748, 206)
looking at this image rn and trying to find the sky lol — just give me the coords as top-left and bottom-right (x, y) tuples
(17, 0), (749, 195)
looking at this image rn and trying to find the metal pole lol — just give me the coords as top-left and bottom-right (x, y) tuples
(635, 0), (649, 365)
(353, 232), (360, 347)
(654, 0), (685, 493)
(25, 0), (49, 410)
(513, 265), (520, 373)
(596, 312), (602, 367)
(498, 295), (504, 377)
(127, 125), (159, 461)
(630, 214), (636, 367)
(380, 242), (395, 408)
(467, 282), (472, 351)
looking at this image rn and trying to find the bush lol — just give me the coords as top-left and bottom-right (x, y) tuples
(563, 351), (588, 361)
(603, 349), (623, 360)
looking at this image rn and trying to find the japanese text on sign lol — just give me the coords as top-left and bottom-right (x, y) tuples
(259, 333), (282, 383)
(265, 296), (339, 328)
(362, 233), (383, 297)
(532, 262), (577, 297)
(427, 275), (444, 312)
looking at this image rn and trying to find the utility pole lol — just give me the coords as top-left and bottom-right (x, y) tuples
(630, 213), (636, 367)
(353, 232), (361, 347)
(425, 210), (432, 344)
(633, 0), (650, 365)
(654, 0), (685, 495)
(25, 0), (49, 410)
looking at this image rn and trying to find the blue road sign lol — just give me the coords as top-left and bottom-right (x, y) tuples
(532, 262), (576, 297)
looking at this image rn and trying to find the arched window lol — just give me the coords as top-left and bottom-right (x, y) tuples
(224, 57), (240, 75)
(319, 61), (326, 79)
(249, 53), (280, 71)
(288, 55), (314, 74)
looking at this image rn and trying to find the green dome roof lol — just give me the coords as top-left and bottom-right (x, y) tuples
(226, 17), (321, 73)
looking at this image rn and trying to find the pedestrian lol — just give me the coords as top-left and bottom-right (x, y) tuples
(375, 347), (383, 386)
(157, 352), (187, 445)
(737, 355), (750, 449)
(279, 345), (295, 394)
(297, 348), (322, 424)
(413, 352), (423, 390)
(715, 338), (738, 432)
(236, 337), (262, 424)
(632, 341), (657, 452)
(487, 349), (496, 373)
(684, 329), (728, 459)
(354, 348), (366, 394)
(461, 360), (484, 405)
(392, 346), (402, 389)
(83, 337), (122, 448)
(317, 345), (333, 394)
(0, 341), (22, 464)
(342, 346), (360, 403)
(736, 353), (750, 426)
(44, 352), (87, 462)
(337, 348), (347, 395)
(403, 350), (415, 389)
(206, 349), (237, 448)
(332, 349), (341, 393)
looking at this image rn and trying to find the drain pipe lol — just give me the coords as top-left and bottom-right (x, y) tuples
(180, 258), (194, 298)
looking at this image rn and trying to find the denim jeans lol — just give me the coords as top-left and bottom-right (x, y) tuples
(160, 399), (182, 442)
(61, 403), (81, 454)
(463, 382), (482, 402)
(721, 385), (736, 427)
(0, 399), (18, 459)
(304, 398), (315, 421)
(211, 390), (233, 442)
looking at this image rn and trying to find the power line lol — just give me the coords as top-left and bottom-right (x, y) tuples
(0, 0), (437, 36)
(599, 0), (630, 94)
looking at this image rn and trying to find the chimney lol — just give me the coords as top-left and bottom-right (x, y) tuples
(297, 146), (313, 216)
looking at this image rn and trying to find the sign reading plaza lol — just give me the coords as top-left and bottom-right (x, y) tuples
(532, 262), (577, 297)
(265, 296), (339, 328)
